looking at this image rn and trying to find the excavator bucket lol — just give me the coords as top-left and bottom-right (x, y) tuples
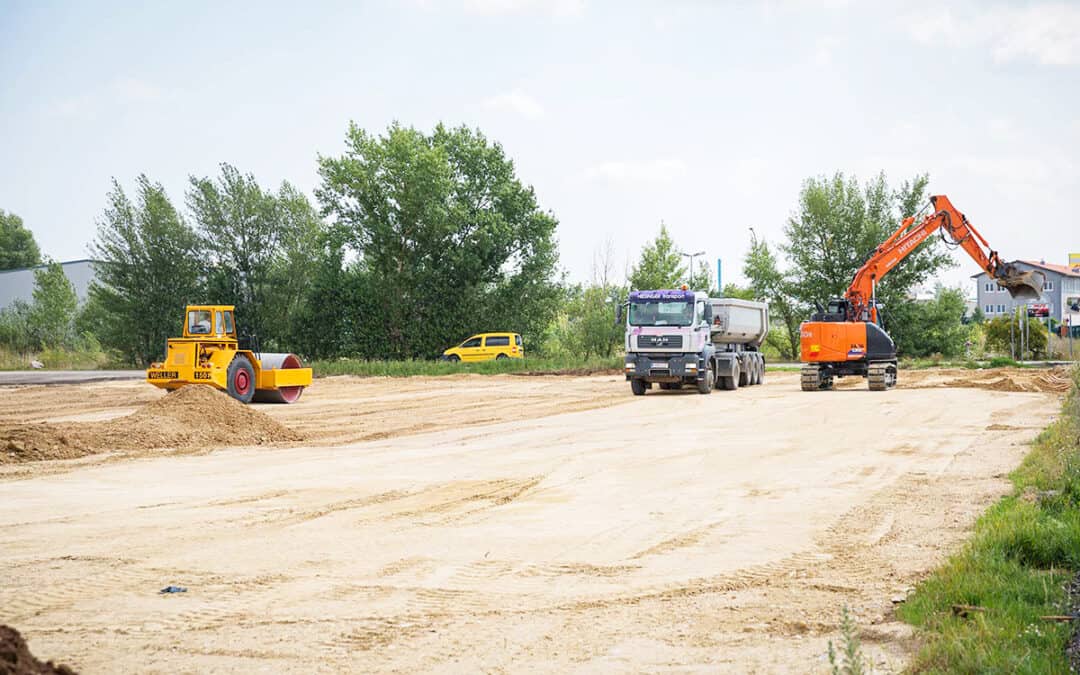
(997, 264), (1045, 301)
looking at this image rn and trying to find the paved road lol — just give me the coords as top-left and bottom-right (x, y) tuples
(0, 370), (143, 385)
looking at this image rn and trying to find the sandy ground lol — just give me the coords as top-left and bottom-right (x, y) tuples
(0, 370), (1065, 673)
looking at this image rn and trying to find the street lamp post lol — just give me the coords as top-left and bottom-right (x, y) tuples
(680, 250), (705, 289)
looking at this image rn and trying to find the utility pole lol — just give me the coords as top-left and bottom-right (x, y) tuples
(680, 250), (705, 290)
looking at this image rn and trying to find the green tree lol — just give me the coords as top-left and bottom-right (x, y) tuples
(628, 223), (686, 290)
(317, 122), (560, 358)
(266, 183), (326, 346)
(743, 233), (806, 360)
(984, 313), (1048, 358)
(783, 172), (951, 313)
(721, 283), (755, 300)
(0, 209), (42, 270)
(187, 164), (282, 346)
(0, 301), (33, 352)
(88, 176), (203, 365)
(887, 285), (969, 358)
(27, 261), (78, 348)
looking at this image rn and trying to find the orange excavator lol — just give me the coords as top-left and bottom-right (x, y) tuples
(800, 195), (1044, 391)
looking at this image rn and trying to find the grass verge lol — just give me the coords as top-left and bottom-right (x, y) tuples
(897, 364), (1080, 673)
(311, 356), (623, 378)
(0, 345), (117, 370)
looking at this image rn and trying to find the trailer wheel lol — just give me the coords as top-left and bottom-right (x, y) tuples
(697, 364), (714, 394)
(631, 379), (647, 396)
(721, 363), (739, 390)
(226, 355), (256, 404)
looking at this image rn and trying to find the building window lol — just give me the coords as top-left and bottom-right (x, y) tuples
(984, 304), (994, 314)
(984, 282), (994, 293)
(1044, 280), (1054, 291)
(997, 304), (1006, 313)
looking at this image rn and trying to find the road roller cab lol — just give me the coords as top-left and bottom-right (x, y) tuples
(146, 304), (312, 404)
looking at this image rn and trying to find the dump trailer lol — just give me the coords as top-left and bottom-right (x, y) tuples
(146, 305), (312, 404)
(621, 289), (769, 395)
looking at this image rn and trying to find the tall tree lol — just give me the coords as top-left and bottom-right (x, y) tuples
(628, 223), (686, 290)
(187, 164), (281, 345)
(886, 285), (969, 358)
(782, 172), (952, 351)
(743, 233), (806, 360)
(88, 176), (203, 365)
(265, 183), (327, 346)
(317, 122), (560, 358)
(28, 261), (78, 348)
(0, 209), (42, 270)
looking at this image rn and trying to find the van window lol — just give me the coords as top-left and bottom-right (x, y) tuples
(461, 337), (482, 348)
(486, 335), (510, 347)
(515, 335), (522, 346)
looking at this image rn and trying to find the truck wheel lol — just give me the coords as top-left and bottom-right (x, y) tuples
(697, 365), (714, 394)
(226, 355), (256, 404)
(758, 360), (766, 385)
(738, 363), (750, 387)
(721, 367), (739, 390)
(631, 379), (647, 396)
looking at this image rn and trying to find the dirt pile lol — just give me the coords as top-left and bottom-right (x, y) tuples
(940, 367), (1074, 394)
(898, 366), (1075, 394)
(1, 385), (302, 464)
(0, 625), (76, 675)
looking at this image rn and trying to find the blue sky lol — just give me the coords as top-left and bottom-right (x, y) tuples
(1, 0), (1078, 292)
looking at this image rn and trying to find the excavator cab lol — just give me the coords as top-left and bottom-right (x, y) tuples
(811, 299), (850, 323)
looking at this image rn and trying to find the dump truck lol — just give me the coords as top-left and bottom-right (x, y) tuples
(146, 304), (312, 403)
(621, 289), (769, 395)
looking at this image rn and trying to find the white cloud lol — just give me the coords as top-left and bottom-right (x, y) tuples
(462, 0), (584, 18)
(50, 77), (176, 118)
(812, 36), (840, 67)
(483, 89), (545, 119)
(906, 2), (1080, 66)
(583, 159), (687, 185)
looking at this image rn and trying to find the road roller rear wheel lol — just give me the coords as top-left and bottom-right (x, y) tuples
(226, 355), (256, 404)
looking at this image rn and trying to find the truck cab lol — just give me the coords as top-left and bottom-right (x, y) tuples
(622, 289), (715, 395)
(622, 289), (769, 396)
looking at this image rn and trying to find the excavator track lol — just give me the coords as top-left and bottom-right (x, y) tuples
(868, 361), (897, 391)
(801, 364), (833, 391)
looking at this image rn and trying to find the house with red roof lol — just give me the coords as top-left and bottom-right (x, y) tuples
(972, 258), (1080, 336)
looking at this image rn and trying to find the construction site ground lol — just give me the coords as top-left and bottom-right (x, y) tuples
(0, 367), (1071, 673)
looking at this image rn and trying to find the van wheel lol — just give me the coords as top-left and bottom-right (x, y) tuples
(496, 353), (508, 360)
(448, 355), (460, 362)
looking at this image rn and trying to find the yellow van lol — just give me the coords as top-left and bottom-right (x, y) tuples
(441, 332), (524, 362)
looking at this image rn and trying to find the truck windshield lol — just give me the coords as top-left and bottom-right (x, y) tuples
(629, 301), (694, 326)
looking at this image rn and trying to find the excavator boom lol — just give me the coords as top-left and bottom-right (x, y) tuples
(844, 195), (1043, 323)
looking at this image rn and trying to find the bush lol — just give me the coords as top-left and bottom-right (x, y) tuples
(984, 315), (1048, 358)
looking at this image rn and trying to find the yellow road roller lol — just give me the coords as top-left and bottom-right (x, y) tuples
(146, 304), (312, 403)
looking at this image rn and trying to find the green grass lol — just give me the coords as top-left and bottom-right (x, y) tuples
(897, 365), (1080, 673)
(0, 345), (118, 370)
(311, 355), (623, 378)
